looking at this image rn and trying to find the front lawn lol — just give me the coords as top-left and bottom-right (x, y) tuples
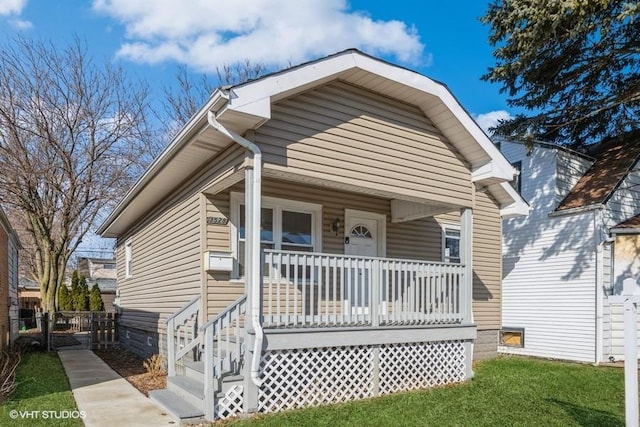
(0, 352), (82, 427)
(230, 357), (625, 426)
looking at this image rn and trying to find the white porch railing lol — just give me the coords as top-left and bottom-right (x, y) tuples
(166, 296), (201, 377)
(200, 294), (247, 421)
(263, 250), (466, 328)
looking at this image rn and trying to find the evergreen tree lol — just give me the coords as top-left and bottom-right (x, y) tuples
(80, 275), (90, 310)
(90, 284), (105, 312)
(70, 270), (81, 311)
(72, 272), (89, 311)
(57, 284), (72, 311)
(482, 1), (639, 147)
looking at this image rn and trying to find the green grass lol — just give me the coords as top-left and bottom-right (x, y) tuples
(229, 357), (626, 427)
(0, 352), (82, 427)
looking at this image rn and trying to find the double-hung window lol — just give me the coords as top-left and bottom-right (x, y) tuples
(442, 225), (461, 263)
(231, 193), (322, 278)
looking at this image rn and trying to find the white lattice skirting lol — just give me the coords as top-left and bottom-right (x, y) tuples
(258, 340), (467, 414)
(216, 385), (244, 419)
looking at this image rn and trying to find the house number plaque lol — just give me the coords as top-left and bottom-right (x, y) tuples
(207, 216), (229, 225)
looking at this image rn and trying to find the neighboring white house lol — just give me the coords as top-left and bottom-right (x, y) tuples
(76, 257), (117, 312)
(499, 131), (640, 363)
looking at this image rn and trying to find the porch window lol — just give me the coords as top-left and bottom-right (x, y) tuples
(231, 193), (321, 278)
(442, 225), (460, 263)
(511, 161), (522, 194)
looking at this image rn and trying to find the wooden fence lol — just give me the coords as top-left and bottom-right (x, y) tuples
(91, 312), (118, 350)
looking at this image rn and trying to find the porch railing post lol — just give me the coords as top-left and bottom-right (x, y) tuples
(371, 259), (380, 327)
(460, 208), (473, 324)
(203, 324), (215, 421)
(167, 317), (175, 377)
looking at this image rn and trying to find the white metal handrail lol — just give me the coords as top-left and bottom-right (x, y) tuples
(263, 249), (466, 328)
(166, 296), (201, 377)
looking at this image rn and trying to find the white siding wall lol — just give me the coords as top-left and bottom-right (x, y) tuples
(555, 150), (593, 204)
(500, 140), (598, 362)
(603, 160), (640, 228)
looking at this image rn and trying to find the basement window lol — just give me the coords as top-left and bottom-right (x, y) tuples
(500, 327), (525, 348)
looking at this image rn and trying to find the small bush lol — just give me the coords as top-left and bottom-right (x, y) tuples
(143, 354), (166, 377)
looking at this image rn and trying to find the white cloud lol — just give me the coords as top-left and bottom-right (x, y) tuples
(474, 110), (513, 135)
(0, 0), (26, 16)
(10, 18), (32, 29)
(92, 0), (425, 71)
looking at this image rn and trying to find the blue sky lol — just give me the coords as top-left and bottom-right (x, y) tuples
(1, 0), (516, 131)
(0, 0), (516, 255)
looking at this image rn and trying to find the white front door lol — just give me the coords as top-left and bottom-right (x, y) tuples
(344, 210), (385, 314)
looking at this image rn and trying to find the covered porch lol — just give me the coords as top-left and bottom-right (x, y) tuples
(168, 164), (477, 418)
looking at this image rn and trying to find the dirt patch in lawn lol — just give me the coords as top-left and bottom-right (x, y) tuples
(93, 348), (166, 396)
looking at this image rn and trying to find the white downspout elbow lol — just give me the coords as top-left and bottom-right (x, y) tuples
(207, 111), (264, 387)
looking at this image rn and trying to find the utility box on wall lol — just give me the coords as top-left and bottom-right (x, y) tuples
(204, 251), (233, 272)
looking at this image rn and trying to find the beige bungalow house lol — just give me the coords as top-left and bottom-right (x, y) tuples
(98, 49), (527, 422)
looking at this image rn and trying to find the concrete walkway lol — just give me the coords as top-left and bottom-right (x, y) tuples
(58, 349), (176, 427)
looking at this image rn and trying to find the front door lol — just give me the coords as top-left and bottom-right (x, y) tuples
(344, 210), (385, 315)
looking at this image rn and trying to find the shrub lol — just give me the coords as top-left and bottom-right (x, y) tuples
(143, 354), (166, 377)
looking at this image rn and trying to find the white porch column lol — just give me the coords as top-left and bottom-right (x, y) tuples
(460, 207), (474, 380)
(460, 208), (473, 324)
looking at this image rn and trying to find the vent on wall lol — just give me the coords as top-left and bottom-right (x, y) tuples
(500, 327), (525, 348)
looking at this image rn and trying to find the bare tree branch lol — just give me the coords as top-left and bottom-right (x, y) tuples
(0, 35), (153, 312)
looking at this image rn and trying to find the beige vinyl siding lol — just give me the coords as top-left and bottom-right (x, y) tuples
(472, 190), (503, 330)
(205, 179), (454, 317)
(255, 81), (472, 207)
(435, 194), (502, 331)
(116, 143), (248, 335)
(116, 194), (201, 333)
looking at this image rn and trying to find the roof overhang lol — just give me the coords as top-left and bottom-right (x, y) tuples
(610, 227), (640, 235)
(486, 182), (530, 218)
(98, 49), (523, 237)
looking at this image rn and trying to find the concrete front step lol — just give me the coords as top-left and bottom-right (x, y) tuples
(149, 389), (204, 424)
(184, 361), (204, 380)
(167, 375), (206, 410)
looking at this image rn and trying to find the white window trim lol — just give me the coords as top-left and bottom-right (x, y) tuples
(124, 238), (133, 279)
(230, 192), (323, 278)
(441, 223), (460, 263)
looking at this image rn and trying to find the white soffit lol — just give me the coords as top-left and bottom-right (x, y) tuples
(489, 182), (530, 218)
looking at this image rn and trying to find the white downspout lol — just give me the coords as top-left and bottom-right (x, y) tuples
(595, 209), (605, 364)
(207, 111), (264, 387)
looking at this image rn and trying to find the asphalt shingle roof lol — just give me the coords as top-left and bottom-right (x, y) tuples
(556, 130), (640, 211)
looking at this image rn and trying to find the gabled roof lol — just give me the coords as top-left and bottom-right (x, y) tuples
(98, 49), (527, 237)
(611, 214), (640, 234)
(556, 130), (640, 212)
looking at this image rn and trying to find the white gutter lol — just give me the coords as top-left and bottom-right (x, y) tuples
(207, 111), (264, 387)
(548, 203), (604, 218)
